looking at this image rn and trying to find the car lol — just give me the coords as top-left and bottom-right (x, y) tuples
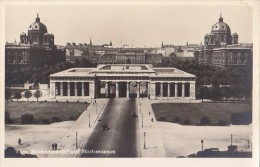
(102, 124), (109, 130)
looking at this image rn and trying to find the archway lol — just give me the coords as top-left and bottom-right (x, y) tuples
(126, 58), (131, 64)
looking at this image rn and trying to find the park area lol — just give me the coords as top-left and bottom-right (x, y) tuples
(152, 102), (252, 126)
(5, 101), (88, 124)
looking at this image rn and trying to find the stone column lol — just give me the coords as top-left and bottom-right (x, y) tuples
(175, 83), (178, 97)
(160, 82), (163, 97)
(75, 82), (77, 96)
(60, 82), (63, 96)
(105, 82), (109, 97)
(50, 81), (55, 97)
(168, 83), (171, 97)
(189, 81), (196, 99)
(137, 82), (140, 98)
(126, 82), (130, 98)
(182, 83), (185, 98)
(89, 82), (95, 99)
(116, 82), (119, 98)
(67, 82), (70, 96)
(82, 82), (85, 96)
(149, 82), (156, 99)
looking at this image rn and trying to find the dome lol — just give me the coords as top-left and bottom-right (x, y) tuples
(211, 14), (231, 34)
(232, 32), (238, 36)
(28, 14), (47, 33)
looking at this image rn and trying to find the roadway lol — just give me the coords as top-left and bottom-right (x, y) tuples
(79, 98), (140, 157)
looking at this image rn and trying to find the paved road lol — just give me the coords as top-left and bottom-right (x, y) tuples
(80, 98), (140, 157)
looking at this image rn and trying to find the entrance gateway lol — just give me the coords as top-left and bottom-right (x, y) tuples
(49, 64), (196, 99)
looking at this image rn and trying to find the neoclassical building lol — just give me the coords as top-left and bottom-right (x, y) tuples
(195, 14), (252, 66)
(5, 14), (65, 67)
(49, 64), (196, 100)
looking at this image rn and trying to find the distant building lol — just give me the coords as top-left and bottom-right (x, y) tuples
(99, 49), (162, 65)
(5, 14), (65, 67)
(174, 42), (200, 57)
(195, 14), (252, 66)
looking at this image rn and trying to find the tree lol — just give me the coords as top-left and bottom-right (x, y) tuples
(200, 116), (210, 126)
(13, 92), (22, 102)
(210, 85), (221, 102)
(220, 87), (232, 102)
(5, 88), (11, 102)
(196, 86), (209, 102)
(24, 90), (32, 101)
(34, 89), (42, 102)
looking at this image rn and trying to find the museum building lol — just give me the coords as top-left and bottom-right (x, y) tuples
(49, 64), (196, 100)
(195, 14), (252, 66)
(5, 14), (65, 67)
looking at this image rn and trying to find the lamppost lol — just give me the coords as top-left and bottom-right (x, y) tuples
(144, 132), (146, 149)
(142, 114), (144, 127)
(95, 102), (97, 114)
(89, 114), (90, 127)
(231, 134), (233, 146)
(201, 140), (204, 152)
(76, 131), (78, 149)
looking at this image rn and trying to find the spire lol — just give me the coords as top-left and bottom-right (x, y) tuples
(36, 13), (40, 22)
(219, 13), (223, 22)
(110, 41), (112, 46)
(161, 41), (164, 48)
(90, 38), (92, 46)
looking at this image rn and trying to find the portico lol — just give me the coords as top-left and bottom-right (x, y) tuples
(50, 64), (196, 100)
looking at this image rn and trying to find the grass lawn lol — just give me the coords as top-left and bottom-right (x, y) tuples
(5, 101), (89, 124)
(152, 102), (252, 126)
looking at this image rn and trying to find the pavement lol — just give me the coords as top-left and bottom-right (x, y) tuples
(47, 98), (108, 157)
(79, 98), (140, 158)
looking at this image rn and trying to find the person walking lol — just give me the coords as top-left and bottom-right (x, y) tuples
(52, 143), (55, 150)
(54, 143), (57, 150)
(18, 138), (21, 145)
(151, 118), (153, 122)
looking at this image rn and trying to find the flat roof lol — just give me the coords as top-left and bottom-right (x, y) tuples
(50, 64), (196, 78)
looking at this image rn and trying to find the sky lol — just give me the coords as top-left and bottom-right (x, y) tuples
(5, 5), (253, 47)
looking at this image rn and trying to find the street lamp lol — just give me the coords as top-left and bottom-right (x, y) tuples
(142, 114), (144, 127)
(89, 114), (90, 127)
(144, 132), (146, 149)
(201, 140), (204, 152)
(76, 131), (78, 149)
(231, 134), (233, 146)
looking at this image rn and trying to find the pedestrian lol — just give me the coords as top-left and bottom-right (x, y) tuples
(18, 138), (21, 145)
(54, 143), (57, 150)
(151, 118), (153, 122)
(95, 100), (96, 103)
(149, 111), (151, 115)
(52, 143), (55, 150)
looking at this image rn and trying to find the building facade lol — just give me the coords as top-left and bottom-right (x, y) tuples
(5, 14), (65, 67)
(195, 14), (252, 66)
(50, 64), (196, 100)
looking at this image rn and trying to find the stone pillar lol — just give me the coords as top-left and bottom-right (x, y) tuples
(168, 82), (171, 97)
(182, 83), (185, 98)
(75, 82), (77, 96)
(149, 82), (156, 99)
(60, 82), (63, 96)
(175, 83), (178, 97)
(105, 82), (109, 97)
(126, 82), (130, 98)
(160, 82), (163, 97)
(82, 82), (85, 96)
(116, 82), (119, 98)
(137, 82), (140, 98)
(89, 82), (95, 99)
(50, 81), (55, 97)
(189, 81), (196, 99)
(67, 82), (70, 96)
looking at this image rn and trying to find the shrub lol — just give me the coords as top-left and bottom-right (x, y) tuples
(37, 119), (50, 124)
(77, 100), (79, 103)
(45, 100), (47, 102)
(173, 116), (181, 123)
(218, 120), (227, 126)
(56, 100), (58, 103)
(69, 116), (75, 120)
(52, 117), (61, 123)
(66, 100), (69, 103)
(21, 114), (34, 124)
(231, 112), (252, 125)
(183, 119), (191, 125)
(157, 116), (166, 121)
(200, 116), (210, 126)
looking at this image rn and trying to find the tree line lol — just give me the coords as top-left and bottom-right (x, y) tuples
(5, 89), (42, 102)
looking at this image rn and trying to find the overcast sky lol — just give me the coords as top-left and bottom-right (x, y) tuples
(5, 5), (252, 47)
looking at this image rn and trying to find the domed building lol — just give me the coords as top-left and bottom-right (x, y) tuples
(5, 14), (65, 68)
(195, 14), (252, 67)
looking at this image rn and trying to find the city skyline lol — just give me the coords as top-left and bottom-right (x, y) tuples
(5, 5), (252, 47)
